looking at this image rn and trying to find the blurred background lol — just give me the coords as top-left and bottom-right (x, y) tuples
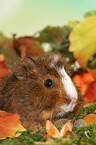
(0, 0), (96, 37)
(0, 0), (96, 104)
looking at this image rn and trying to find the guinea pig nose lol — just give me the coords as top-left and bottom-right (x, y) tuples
(67, 98), (76, 112)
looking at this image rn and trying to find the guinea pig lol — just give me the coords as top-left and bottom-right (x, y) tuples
(0, 53), (84, 130)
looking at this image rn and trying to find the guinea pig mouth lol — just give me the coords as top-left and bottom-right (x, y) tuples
(52, 99), (76, 121)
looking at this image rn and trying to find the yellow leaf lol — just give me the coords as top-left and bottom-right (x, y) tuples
(69, 16), (96, 68)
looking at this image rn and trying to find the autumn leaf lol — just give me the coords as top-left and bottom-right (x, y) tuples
(73, 72), (94, 95)
(0, 54), (9, 80)
(46, 120), (73, 138)
(46, 120), (60, 138)
(82, 114), (96, 125)
(0, 54), (8, 68)
(73, 72), (96, 103)
(69, 16), (96, 68)
(13, 35), (44, 58)
(87, 69), (96, 80)
(83, 81), (96, 103)
(0, 110), (26, 140)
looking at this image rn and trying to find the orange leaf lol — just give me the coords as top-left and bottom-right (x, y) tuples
(0, 110), (26, 139)
(87, 69), (96, 80)
(59, 121), (72, 138)
(46, 120), (73, 138)
(73, 72), (94, 95)
(46, 120), (59, 138)
(82, 114), (96, 125)
(83, 81), (96, 103)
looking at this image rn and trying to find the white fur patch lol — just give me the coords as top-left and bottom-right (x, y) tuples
(58, 66), (78, 113)
(54, 55), (59, 62)
(56, 104), (69, 117)
(49, 55), (59, 67)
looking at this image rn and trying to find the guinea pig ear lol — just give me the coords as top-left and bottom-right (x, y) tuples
(14, 62), (31, 80)
(14, 56), (38, 80)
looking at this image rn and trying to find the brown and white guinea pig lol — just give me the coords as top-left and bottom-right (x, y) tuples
(0, 53), (84, 130)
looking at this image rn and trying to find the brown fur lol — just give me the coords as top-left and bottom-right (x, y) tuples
(0, 53), (84, 130)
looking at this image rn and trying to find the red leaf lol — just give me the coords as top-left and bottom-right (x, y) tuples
(83, 81), (96, 103)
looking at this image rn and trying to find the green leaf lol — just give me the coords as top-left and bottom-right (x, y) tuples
(37, 26), (74, 61)
(87, 54), (96, 69)
(69, 16), (96, 68)
(37, 26), (71, 45)
(84, 10), (96, 18)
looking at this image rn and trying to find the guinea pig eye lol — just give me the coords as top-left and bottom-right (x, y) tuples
(44, 79), (54, 88)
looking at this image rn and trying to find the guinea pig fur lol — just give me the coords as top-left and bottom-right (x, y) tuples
(0, 53), (84, 130)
